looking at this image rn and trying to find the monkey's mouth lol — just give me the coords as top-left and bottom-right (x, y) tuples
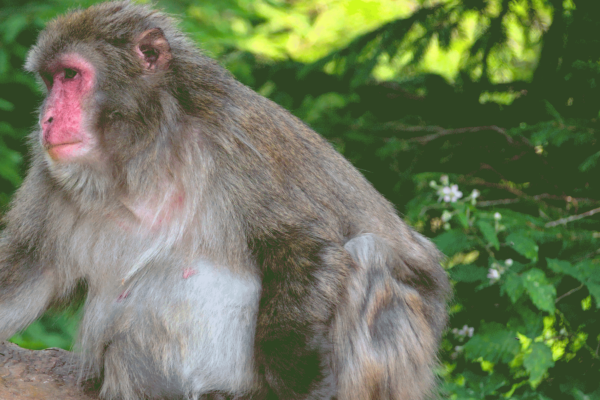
(45, 141), (85, 160)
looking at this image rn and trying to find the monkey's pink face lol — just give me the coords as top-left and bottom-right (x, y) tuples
(40, 54), (96, 162)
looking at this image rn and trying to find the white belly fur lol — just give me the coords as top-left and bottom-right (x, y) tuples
(88, 259), (262, 397)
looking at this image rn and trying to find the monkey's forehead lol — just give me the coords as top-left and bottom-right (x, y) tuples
(25, 1), (175, 72)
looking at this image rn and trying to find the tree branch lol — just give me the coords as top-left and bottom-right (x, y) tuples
(545, 207), (600, 227)
(477, 194), (599, 208)
(385, 124), (514, 144)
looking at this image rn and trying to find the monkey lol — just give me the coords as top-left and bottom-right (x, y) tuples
(0, 2), (450, 400)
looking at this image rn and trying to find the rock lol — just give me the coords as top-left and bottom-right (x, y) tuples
(0, 341), (99, 400)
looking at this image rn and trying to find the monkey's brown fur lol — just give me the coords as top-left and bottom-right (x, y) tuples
(0, 2), (450, 399)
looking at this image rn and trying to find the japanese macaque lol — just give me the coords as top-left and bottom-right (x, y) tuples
(0, 2), (450, 399)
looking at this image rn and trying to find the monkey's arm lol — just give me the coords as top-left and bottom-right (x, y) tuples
(0, 168), (60, 341)
(0, 235), (57, 340)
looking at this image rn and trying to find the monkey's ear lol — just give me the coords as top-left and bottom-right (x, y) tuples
(135, 28), (172, 72)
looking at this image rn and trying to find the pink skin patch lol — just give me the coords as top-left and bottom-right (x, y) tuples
(182, 268), (197, 279)
(122, 189), (186, 232)
(41, 54), (95, 161)
(117, 289), (130, 302)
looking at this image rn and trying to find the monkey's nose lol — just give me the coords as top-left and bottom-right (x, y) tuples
(44, 116), (54, 125)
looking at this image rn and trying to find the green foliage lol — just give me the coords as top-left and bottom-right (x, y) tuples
(421, 170), (597, 399)
(1, 0), (599, 398)
(523, 342), (554, 385)
(10, 309), (80, 350)
(463, 322), (520, 364)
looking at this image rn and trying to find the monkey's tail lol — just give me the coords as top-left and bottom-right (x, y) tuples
(333, 233), (442, 400)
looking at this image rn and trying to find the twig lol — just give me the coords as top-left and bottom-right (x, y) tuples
(477, 194), (599, 208)
(385, 123), (443, 133)
(576, 248), (600, 262)
(461, 177), (526, 197)
(384, 124), (514, 144)
(545, 207), (600, 227)
(477, 198), (521, 207)
(555, 284), (584, 304)
(407, 125), (513, 144)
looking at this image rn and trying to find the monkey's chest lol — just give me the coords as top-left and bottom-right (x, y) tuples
(85, 259), (262, 397)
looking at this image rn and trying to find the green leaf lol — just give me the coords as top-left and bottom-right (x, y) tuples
(0, 146), (23, 187)
(502, 272), (525, 303)
(456, 211), (469, 229)
(510, 308), (544, 338)
(522, 269), (556, 313)
(547, 258), (574, 276)
(433, 230), (473, 256)
(462, 370), (508, 396)
(450, 264), (488, 283)
(0, 98), (14, 112)
(547, 258), (600, 307)
(579, 150), (600, 172)
(570, 388), (600, 400)
(523, 342), (554, 385)
(2, 14), (29, 44)
(586, 283), (600, 308)
(477, 221), (499, 250)
(463, 322), (520, 363)
(544, 100), (563, 123)
(0, 49), (9, 76)
(506, 233), (539, 261)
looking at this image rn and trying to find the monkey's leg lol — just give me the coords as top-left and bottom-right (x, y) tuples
(333, 233), (442, 400)
(252, 232), (351, 400)
(0, 243), (57, 340)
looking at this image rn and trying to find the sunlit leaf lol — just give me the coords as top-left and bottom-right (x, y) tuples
(463, 322), (520, 363)
(523, 342), (554, 386)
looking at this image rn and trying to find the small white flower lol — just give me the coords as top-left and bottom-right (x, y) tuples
(441, 210), (453, 222)
(440, 185), (463, 203)
(429, 180), (437, 188)
(450, 185), (463, 202)
(487, 268), (500, 281)
(469, 189), (480, 205)
(494, 212), (502, 221)
(453, 325), (474, 341)
(505, 259), (513, 267)
(440, 175), (449, 185)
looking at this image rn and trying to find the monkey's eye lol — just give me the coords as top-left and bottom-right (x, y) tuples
(64, 68), (78, 79)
